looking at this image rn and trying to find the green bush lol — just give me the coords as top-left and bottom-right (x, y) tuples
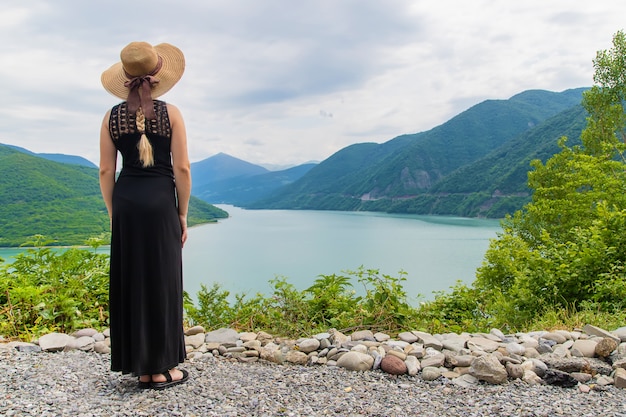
(0, 235), (109, 340)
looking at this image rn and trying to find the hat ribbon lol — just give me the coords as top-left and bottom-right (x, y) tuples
(123, 56), (162, 119)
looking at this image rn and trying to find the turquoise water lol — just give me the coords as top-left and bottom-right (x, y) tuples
(0, 206), (502, 303)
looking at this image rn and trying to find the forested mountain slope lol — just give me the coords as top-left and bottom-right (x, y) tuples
(247, 88), (588, 217)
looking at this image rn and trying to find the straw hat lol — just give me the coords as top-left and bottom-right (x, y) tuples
(101, 41), (185, 101)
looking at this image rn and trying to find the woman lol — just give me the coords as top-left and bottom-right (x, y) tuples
(99, 41), (191, 390)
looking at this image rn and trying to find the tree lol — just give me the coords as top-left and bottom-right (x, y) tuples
(474, 31), (626, 328)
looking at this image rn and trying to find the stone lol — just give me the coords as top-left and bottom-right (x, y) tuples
(466, 337), (500, 353)
(94, 341), (110, 354)
(541, 332), (567, 344)
(405, 355), (420, 376)
(380, 354), (407, 375)
(386, 349), (407, 361)
(185, 333), (205, 349)
(570, 372), (593, 383)
(297, 338), (320, 354)
(505, 343), (525, 356)
(329, 329), (349, 346)
(614, 368), (626, 389)
(595, 337), (618, 358)
(256, 331), (274, 345)
(397, 332), (418, 343)
(66, 336), (95, 352)
(11, 342), (41, 353)
(522, 369), (543, 385)
(505, 362), (524, 379)
(412, 331), (443, 350)
(570, 339), (598, 358)
(542, 369), (578, 387)
(447, 354), (474, 367)
(451, 374), (479, 387)
(469, 354), (508, 384)
(373, 332), (390, 342)
(285, 350), (308, 365)
(421, 366), (442, 381)
(336, 351), (374, 372)
(351, 330), (375, 341)
(72, 328), (98, 338)
(489, 328), (507, 341)
(185, 325), (205, 336)
(613, 326), (626, 342)
(38, 333), (74, 352)
(239, 332), (258, 342)
(582, 324), (620, 343)
(204, 328), (240, 344)
(440, 334), (467, 352)
(420, 353), (445, 368)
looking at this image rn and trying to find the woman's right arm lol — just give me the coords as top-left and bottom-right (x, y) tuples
(99, 111), (117, 224)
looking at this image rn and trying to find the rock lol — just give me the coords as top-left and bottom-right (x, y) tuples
(447, 354), (474, 367)
(582, 324), (620, 343)
(351, 330), (374, 341)
(421, 366), (441, 381)
(505, 362), (524, 379)
(522, 369), (543, 385)
(380, 355), (407, 375)
(285, 350), (308, 365)
(542, 369), (578, 388)
(10, 342), (41, 353)
(505, 343), (525, 356)
(451, 374), (479, 387)
(613, 326), (626, 342)
(373, 332), (390, 342)
(405, 355), (420, 376)
(204, 328), (239, 344)
(595, 337), (618, 358)
(540, 355), (612, 375)
(541, 332), (567, 344)
(412, 331), (443, 350)
(614, 368), (626, 389)
(329, 329), (349, 346)
(336, 351), (374, 372)
(420, 353), (445, 368)
(490, 328), (507, 341)
(185, 325), (205, 336)
(440, 334), (467, 352)
(570, 339), (598, 358)
(72, 328), (98, 338)
(38, 333), (74, 352)
(570, 372), (593, 383)
(94, 341), (110, 354)
(65, 336), (95, 352)
(397, 332), (418, 343)
(256, 331), (274, 345)
(469, 354), (508, 384)
(185, 333), (205, 349)
(386, 349), (407, 361)
(239, 332), (258, 342)
(466, 337), (500, 353)
(297, 338), (320, 354)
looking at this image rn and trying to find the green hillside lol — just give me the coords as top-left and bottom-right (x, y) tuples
(247, 88), (588, 216)
(0, 145), (228, 247)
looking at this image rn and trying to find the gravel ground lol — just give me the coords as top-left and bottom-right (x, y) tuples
(1, 348), (625, 417)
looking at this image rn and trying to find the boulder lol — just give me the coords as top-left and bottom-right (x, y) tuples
(336, 351), (374, 372)
(380, 354), (407, 375)
(469, 354), (508, 384)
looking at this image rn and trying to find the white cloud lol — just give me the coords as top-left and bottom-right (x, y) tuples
(0, 0), (624, 166)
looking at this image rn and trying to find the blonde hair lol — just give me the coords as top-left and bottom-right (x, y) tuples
(135, 107), (154, 167)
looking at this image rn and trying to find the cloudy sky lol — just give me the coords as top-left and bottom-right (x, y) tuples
(1, 1), (625, 168)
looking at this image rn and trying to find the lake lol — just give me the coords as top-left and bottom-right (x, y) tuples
(0, 206), (502, 304)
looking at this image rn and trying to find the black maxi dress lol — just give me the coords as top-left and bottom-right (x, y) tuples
(107, 100), (186, 376)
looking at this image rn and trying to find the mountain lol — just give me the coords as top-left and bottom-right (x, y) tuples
(0, 144), (228, 247)
(191, 153), (269, 190)
(247, 88), (589, 216)
(191, 152), (315, 205)
(3, 143), (97, 168)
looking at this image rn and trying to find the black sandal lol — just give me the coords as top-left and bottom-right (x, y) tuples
(150, 369), (189, 390)
(137, 379), (152, 389)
